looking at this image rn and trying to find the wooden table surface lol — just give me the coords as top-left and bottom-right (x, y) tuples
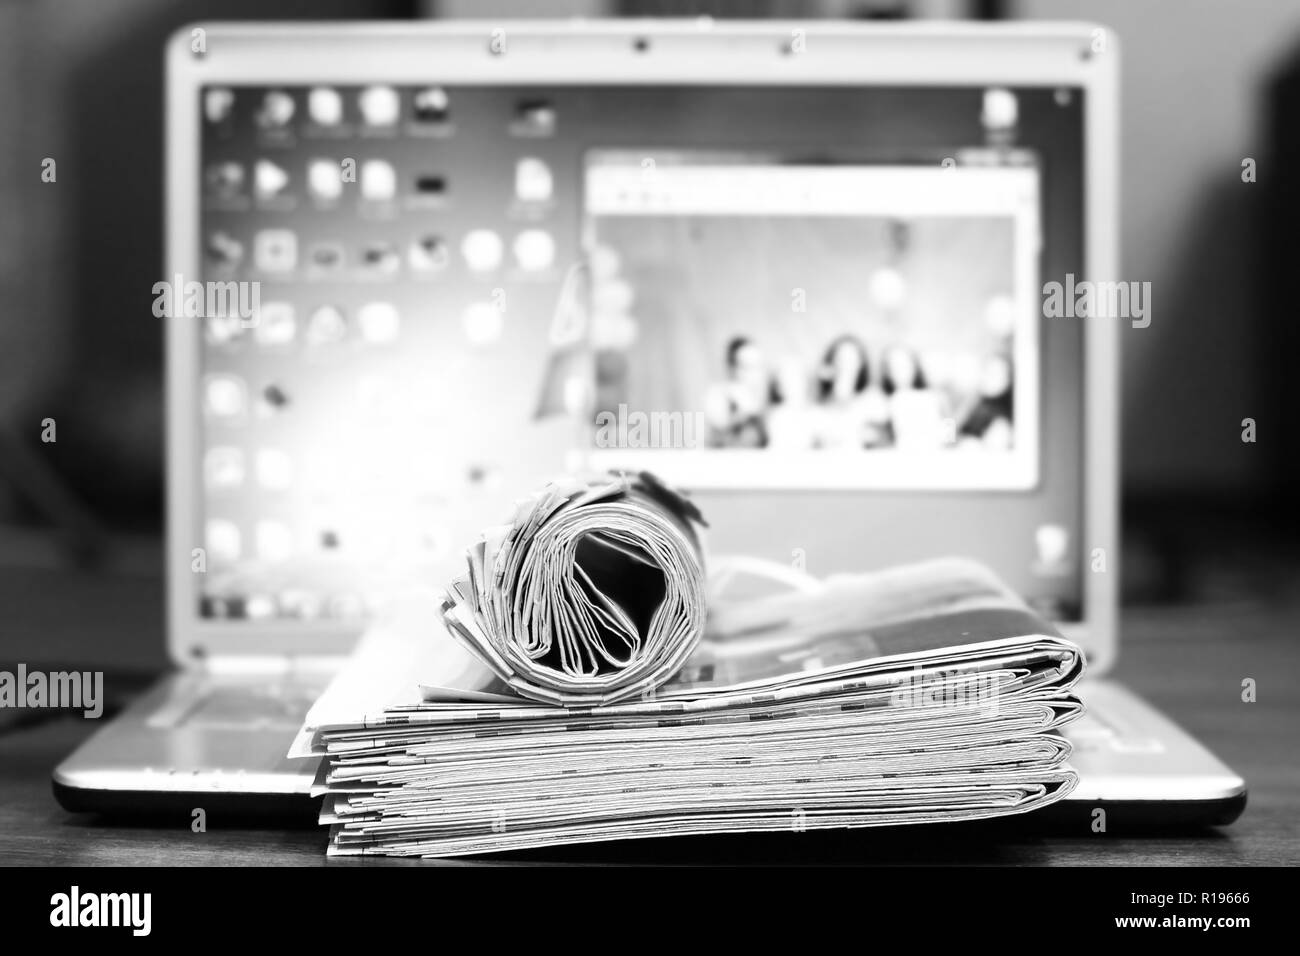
(1, 562), (1296, 866)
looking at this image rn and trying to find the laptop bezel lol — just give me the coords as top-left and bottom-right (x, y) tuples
(164, 20), (1119, 671)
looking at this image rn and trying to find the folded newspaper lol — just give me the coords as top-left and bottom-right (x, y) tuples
(438, 471), (708, 706)
(292, 472), (1085, 857)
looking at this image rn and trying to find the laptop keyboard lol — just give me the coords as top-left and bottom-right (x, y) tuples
(1063, 708), (1166, 754)
(147, 680), (326, 730)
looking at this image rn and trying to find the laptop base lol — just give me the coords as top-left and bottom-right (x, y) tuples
(52, 780), (320, 825)
(52, 671), (326, 820)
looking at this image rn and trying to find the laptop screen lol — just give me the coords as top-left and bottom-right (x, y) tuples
(193, 84), (1085, 627)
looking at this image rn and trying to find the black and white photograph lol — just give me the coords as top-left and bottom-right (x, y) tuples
(0, 0), (1295, 936)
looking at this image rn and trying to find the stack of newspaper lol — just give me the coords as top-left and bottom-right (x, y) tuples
(292, 473), (1084, 858)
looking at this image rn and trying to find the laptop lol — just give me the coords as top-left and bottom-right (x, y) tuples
(54, 19), (1245, 827)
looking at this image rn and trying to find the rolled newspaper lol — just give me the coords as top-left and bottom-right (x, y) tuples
(438, 471), (707, 705)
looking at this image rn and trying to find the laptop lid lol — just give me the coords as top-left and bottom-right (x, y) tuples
(164, 20), (1118, 671)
